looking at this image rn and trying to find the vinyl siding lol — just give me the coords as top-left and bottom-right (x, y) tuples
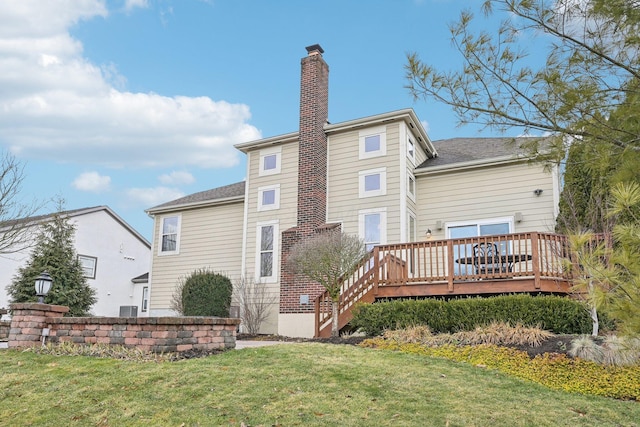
(327, 123), (402, 242)
(149, 201), (244, 311)
(241, 141), (299, 332)
(416, 162), (557, 240)
(244, 140), (298, 280)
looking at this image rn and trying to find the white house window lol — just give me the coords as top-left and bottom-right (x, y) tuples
(359, 126), (387, 159)
(407, 173), (416, 200)
(407, 138), (415, 163)
(78, 255), (97, 279)
(359, 168), (387, 198)
(256, 221), (279, 282)
(259, 147), (282, 176)
(359, 208), (387, 251)
(408, 213), (417, 242)
(159, 215), (181, 254)
(365, 135), (381, 152)
(257, 185), (280, 211)
(365, 174), (380, 191)
(264, 154), (277, 170)
(141, 286), (149, 312)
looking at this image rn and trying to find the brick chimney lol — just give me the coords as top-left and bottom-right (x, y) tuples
(297, 44), (329, 232)
(280, 45), (333, 318)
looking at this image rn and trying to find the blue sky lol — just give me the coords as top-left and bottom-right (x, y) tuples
(0, 0), (538, 242)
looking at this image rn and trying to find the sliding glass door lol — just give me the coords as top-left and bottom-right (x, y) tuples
(447, 219), (512, 275)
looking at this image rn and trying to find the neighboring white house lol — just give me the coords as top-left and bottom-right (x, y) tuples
(0, 206), (151, 317)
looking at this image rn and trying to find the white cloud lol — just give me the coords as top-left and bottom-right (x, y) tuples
(72, 171), (111, 193)
(125, 0), (149, 12)
(159, 171), (195, 185)
(0, 1), (261, 169)
(126, 186), (185, 207)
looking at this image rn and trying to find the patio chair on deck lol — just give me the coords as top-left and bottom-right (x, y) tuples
(473, 242), (508, 275)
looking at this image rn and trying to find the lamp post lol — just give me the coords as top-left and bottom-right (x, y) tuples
(35, 271), (53, 303)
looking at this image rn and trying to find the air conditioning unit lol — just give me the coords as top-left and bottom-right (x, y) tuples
(119, 305), (138, 317)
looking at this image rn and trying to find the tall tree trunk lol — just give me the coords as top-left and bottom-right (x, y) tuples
(590, 305), (599, 337)
(589, 279), (599, 337)
(331, 300), (339, 337)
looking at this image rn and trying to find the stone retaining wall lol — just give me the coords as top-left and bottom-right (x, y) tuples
(8, 303), (240, 353)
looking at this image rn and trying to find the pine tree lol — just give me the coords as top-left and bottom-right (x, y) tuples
(7, 210), (96, 316)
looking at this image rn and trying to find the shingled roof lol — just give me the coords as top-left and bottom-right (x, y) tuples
(417, 137), (540, 169)
(147, 181), (246, 212)
(0, 206), (150, 247)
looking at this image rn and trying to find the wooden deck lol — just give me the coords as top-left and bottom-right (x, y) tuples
(315, 232), (574, 337)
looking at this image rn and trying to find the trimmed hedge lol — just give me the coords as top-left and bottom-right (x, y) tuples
(351, 294), (611, 336)
(181, 270), (233, 317)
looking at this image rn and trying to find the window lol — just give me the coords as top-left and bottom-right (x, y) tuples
(359, 209), (387, 251)
(259, 147), (282, 176)
(407, 173), (416, 200)
(365, 174), (380, 192)
(263, 190), (275, 205)
(364, 135), (381, 153)
(407, 138), (415, 163)
(78, 255), (97, 279)
(257, 185), (280, 211)
(141, 286), (149, 312)
(256, 221), (279, 282)
(359, 168), (387, 198)
(159, 215), (180, 254)
(408, 213), (417, 242)
(263, 154), (277, 171)
(359, 126), (386, 159)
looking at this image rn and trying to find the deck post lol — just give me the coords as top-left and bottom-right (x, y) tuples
(373, 246), (380, 295)
(531, 232), (541, 289)
(446, 239), (454, 292)
(314, 296), (320, 337)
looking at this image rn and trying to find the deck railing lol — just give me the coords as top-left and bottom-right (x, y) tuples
(315, 232), (574, 337)
(376, 232), (571, 288)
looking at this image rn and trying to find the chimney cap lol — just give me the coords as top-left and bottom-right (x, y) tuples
(305, 44), (324, 55)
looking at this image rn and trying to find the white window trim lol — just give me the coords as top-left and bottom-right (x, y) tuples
(358, 208), (388, 246)
(158, 214), (181, 256)
(255, 220), (279, 284)
(359, 167), (387, 198)
(258, 146), (282, 176)
(407, 171), (416, 202)
(359, 126), (387, 159)
(77, 254), (97, 279)
(257, 184), (281, 211)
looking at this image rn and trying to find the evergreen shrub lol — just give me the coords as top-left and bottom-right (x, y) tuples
(180, 270), (232, 317)
(351, 294), (611, 336)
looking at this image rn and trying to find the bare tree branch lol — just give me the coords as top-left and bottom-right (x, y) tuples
(405, 0), (640, 161)
(0, 151), (44, 255)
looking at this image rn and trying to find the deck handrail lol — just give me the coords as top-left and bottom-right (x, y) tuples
(314, 232), (582, 337)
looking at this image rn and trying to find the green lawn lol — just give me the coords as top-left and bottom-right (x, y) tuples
(1, 343), (638, 426)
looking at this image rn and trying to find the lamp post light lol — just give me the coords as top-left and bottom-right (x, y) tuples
(35, 271), (53, 304)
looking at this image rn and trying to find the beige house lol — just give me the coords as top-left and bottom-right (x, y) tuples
(146, 45), (561, 338)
